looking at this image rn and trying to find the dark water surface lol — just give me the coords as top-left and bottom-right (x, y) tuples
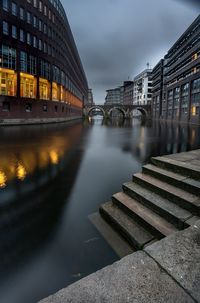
(0, 117), (200, 303)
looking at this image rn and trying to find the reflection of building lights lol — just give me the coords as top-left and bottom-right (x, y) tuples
(16, 163), (27, 181)
(49, 150), (59, 164)
(0, 170), (7, 188)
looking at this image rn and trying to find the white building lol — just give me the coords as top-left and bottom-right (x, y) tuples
(133, 69), (152, 105)
(87, 88), (94, 106)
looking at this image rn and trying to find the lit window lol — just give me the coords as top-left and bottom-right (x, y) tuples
(52, 82), (59, 101)
(0, 68), (17, 96)
(3, 21), (9, 35)
(39, 78), (50, 100)
(20, 73), (36, 98)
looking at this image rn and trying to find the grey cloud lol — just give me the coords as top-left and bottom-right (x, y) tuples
(62, 0), (199, 103)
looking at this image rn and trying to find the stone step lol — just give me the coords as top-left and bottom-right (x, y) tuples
(100, 201), (155, 249)
(151, 156), (200, 180)
(112, 192), (178, 238)
(122, 182), (191, 229)
(133, 173), (200, 214)
(143, 164), (200, 196)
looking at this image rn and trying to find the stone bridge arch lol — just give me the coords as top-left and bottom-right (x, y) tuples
(108, 107), (126, 118)
(86, 106), (106, 117)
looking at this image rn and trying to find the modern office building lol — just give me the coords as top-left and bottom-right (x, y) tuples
(123, 81), (134, 105)
(87, 88), (94, 106)
(152, 59), (164, 119)
(0, 0), (88, 125)
(133, 69), (152, 105)
(162, 15), (200, 124)
(104, 87), (121, 105)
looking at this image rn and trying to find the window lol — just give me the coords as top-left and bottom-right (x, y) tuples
(20, 52), (37, 75)
(40, 60), (50, 80)
(0, 45), (16, 70)
(33, 36), (37, 48)
(0, 69), (17, 96)
(38, 39), (42, 50)
(43, 42), (47, 53)
(20, 73), (36, 98)
(33, 0), (37, 8)
(11, 2), (17, 16)
(3, 21), (9, 35)
(20, 29), (25, 42)
(3, 0), (9, 11)
(27, 11), (31, 24)
(38, 19), (42, 31)
(20, 7), (25, 20)
(55, 105), (58, 112)
(39, 1), (42, 12)
(27, 33), (31, 45)
(48, 9), (51, 20)
(43, 104), (47, 112)
(44, 5), (47, 16)
(33, 16), (37, 27)
(25, 103), (32, 112)
(43, 23), (47, 34)
(52, 82), (59, 101)
(39, 78), (50, 100)
(2, 102), (10, 112)
(12, 25), (17, 39)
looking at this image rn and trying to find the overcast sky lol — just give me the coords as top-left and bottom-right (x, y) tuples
(62, 0), (199, 104)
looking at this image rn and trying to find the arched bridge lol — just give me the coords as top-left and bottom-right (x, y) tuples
(83, 104), (151, 119)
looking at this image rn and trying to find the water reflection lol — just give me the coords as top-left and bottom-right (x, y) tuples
(0, 122), (85, 276)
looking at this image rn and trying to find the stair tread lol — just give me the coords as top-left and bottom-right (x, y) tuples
(101, 201), (154, 247)
(134, 172), (200, 206)
(143, 164), (186, 181)
(123, 181), (192, 222)
(143, 164), (200, 192)
(112, 192), (178, 236)
(152, 156), (200, 174)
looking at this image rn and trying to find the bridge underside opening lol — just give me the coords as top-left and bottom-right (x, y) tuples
(108, 108), (125, 119)
(88, 107), (105, 117)
(131, 108), (148, 118)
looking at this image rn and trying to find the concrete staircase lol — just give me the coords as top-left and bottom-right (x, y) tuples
(100, 153), (200, 251)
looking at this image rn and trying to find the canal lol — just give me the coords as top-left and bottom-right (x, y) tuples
(0, 117), (200, 303)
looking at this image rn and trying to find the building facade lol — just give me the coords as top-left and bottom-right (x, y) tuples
(162, 15), (200, 124)
(87, 88), (94, 106)
(105, 87), (121, 105)
(152, 59), (164, 119)
(0, 0), (88, 125)
(133, 69), (152, 106)
(123, 81), (134, 105)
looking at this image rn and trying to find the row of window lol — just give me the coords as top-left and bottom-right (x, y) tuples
(2, 21), (57, 57)
(3, 0), (55, 23)
(1, 101), (74, 113)
(0, 68), (83, 108)
(0, 45), (83, 100)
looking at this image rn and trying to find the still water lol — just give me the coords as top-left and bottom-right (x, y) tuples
(0, 117), (200, 303)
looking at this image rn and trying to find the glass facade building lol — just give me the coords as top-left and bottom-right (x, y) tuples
(0, 0), (88, 124)
(152, 15), (200, 124)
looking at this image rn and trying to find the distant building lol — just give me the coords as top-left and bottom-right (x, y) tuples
(133, 69), (152, 105)
(151, 59), (164, 119)
(105, 87), (121, 105)
(87, 89), (94, 106)
(123, 81), (134, 105)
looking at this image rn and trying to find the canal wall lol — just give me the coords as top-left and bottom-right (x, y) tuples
(0, 116), (82, 126)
